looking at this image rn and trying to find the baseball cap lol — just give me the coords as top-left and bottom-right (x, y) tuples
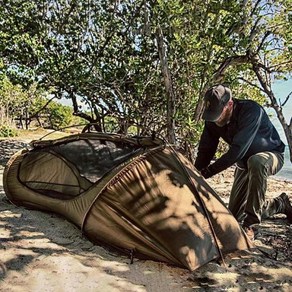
(202, 84), (232, 122)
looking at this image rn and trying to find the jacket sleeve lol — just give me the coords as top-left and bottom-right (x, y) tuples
(208, 103), (263, 176)
(195, 123), (219, 171)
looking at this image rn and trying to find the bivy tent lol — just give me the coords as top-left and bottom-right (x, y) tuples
(3, 131), (253, 271)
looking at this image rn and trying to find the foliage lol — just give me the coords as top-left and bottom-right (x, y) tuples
(0, 125), (18, 137)
(0, 0), (291, 159)
(0, 0), (163, 134)
(0, 76), (80, 130)
(0, 77), (28, 127)
(46, 101), (82, 130)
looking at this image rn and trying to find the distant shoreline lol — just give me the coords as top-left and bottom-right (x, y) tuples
(272, 174), (292, 183)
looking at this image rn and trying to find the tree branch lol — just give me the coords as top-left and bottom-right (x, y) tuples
(212, 54), (249, 81)
(238, 77), (264, 93)
(282, 91), (291, 107)
(256, 30), (272, 54)
(29, 96), (55, 120)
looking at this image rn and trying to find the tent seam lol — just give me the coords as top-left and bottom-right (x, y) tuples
(80, 146), (164, 233)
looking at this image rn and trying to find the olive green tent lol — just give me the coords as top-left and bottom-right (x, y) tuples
(3, 132), (252, 271)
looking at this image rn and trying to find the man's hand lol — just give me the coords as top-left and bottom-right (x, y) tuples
(200, 166), (213, 179)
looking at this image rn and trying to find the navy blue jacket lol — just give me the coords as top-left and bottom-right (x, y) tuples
(194, 98), (285, 176)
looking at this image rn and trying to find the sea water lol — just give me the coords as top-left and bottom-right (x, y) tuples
(274, 146), (292, 181)
(268, 85), (292, 181)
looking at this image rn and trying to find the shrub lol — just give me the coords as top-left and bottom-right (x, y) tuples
(0, 125), (18, 137)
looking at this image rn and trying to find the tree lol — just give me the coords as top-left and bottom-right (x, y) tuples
(153, 0), (292, 160)
(0, 76), (79, 130)
(208, 0), (292, 161)
(0, 77), (27, 128)
(0, 0), (291, 161)
(0, 0), (168, 135)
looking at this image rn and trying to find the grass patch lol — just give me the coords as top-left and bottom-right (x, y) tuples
(0, 128), (73, 141)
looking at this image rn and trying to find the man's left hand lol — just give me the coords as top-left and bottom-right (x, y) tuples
(200, 166), (213, 179)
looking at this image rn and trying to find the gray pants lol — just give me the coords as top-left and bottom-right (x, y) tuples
(228, 151), (284, 227)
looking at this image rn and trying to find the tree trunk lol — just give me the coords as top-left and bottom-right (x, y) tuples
(252, 62), (292, 162)
(156, 26), (176, 144)
(208, 53), (292, 162)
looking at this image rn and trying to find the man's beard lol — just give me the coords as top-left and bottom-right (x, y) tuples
(215, 107), (232, 127)
(215, 117), (229, 127)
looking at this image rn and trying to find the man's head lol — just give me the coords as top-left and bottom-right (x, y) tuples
(202, 84), (233, 126)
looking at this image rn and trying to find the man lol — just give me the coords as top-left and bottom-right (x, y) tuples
(195, 84), (292, 240)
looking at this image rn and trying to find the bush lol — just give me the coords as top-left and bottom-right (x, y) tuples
(0, 125), (18, 137)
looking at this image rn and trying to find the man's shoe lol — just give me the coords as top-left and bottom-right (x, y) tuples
(279, 193), (292, 223)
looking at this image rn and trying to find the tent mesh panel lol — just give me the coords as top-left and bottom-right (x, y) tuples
(45, 139), (140, 183)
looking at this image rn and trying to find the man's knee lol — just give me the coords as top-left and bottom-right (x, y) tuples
(247, 154), (267, 173)
(247, 152), (283, 177)
(247, 154), (271, 180)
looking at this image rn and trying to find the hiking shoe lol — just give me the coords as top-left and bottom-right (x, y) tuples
(279, 193), (292, 223)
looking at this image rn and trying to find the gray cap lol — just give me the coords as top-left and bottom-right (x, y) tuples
(202, 85), (232, 122)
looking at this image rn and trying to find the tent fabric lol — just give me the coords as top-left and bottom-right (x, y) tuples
(3, 132), (253, 271)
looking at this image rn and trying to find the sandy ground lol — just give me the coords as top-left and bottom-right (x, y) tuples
(0, 136), (292, 291)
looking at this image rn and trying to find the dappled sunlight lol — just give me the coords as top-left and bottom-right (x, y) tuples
(0, 136), (292, 292)
(190, 249), (292, 290)
(0, 208), (68, 282)
(96, 147), (253, 271)
(0, 196), (190, 291)
(2, 137), (252, 276)
(0, 196), (151, 291)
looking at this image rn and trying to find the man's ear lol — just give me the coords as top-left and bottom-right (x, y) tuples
(227, 99), (233, 107)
